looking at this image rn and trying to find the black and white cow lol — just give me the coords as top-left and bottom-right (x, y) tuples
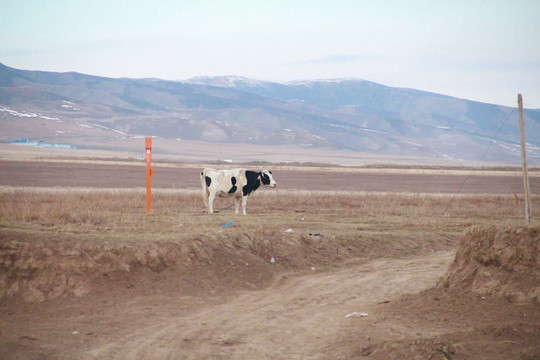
(200, 168), (277, 215)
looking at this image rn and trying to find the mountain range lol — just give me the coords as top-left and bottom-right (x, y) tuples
(1, 62), (539, 164)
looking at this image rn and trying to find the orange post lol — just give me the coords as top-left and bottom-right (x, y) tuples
(145, 137), (154, 214)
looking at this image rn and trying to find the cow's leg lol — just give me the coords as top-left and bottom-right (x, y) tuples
(241, 196), (248, 215)
(208, 191), (216, 214)
(234, 196), (241, 214)
(202, 189), (209, 212)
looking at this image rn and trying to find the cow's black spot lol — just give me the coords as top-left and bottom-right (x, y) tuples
(205, 176), (212, 187)
(261, 172), (271, 185)
(243, 171), (261, 196)
(228, 177), (237, 193)
(244, 179), (260, 196)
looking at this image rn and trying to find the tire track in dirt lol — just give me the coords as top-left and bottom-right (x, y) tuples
(84, 251), (455, 360)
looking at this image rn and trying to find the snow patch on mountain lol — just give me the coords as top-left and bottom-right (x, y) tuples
(1, 106), (60, 121)
(184, 75), (270, 88)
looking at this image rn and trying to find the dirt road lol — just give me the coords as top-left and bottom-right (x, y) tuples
(88, 252), (454, 360)
(2, 252), (455, 360)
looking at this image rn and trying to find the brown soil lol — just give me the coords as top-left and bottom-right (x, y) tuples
(440, 227), (539, 304)
(0, 233), (453, 359)
(2, 228), (538, 360)
(2, 159), (540, 193)
(1, 160), (539, 359)
(336, 226), (540, 360)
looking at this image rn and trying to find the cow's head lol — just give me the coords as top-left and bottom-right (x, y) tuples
(260, 170), (277, 188)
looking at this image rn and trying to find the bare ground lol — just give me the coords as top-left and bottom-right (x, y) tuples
(2, 240), (538, 360)
(1, 159), (540, 193)
(1, 252), (456, 360)
(0, 160), (539, 359)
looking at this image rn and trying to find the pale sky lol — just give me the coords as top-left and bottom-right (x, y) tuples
(1, 0), (539, 107)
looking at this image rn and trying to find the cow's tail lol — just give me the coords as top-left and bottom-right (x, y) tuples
(200, 168), (209, 190)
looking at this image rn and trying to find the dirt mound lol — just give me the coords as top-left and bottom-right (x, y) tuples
(439, 226), (539, 303)
(0, 228), (382, 303)
(358, 322), (540, 360)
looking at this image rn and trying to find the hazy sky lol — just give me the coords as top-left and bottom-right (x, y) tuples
(1, 0), (539, 107)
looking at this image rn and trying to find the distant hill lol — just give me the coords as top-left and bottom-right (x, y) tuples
(1, 62), (539, 163)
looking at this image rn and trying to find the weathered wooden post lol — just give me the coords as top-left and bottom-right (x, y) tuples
(518, 94), (532, 224)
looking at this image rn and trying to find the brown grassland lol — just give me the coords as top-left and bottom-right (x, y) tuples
(0, 162), (539, 359)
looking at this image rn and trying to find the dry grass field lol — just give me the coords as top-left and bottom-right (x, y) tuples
(0, 159), (539, 359)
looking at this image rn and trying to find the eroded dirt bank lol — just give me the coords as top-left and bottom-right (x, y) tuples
(1, 248), (455, 360)
(440, 226), (539, 303)
(338, 226), (540, 360)
(1, 226), (539, 359)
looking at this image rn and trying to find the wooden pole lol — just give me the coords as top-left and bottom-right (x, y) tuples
(145, 137), (154, 214)
(518, 94), (532, 224)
